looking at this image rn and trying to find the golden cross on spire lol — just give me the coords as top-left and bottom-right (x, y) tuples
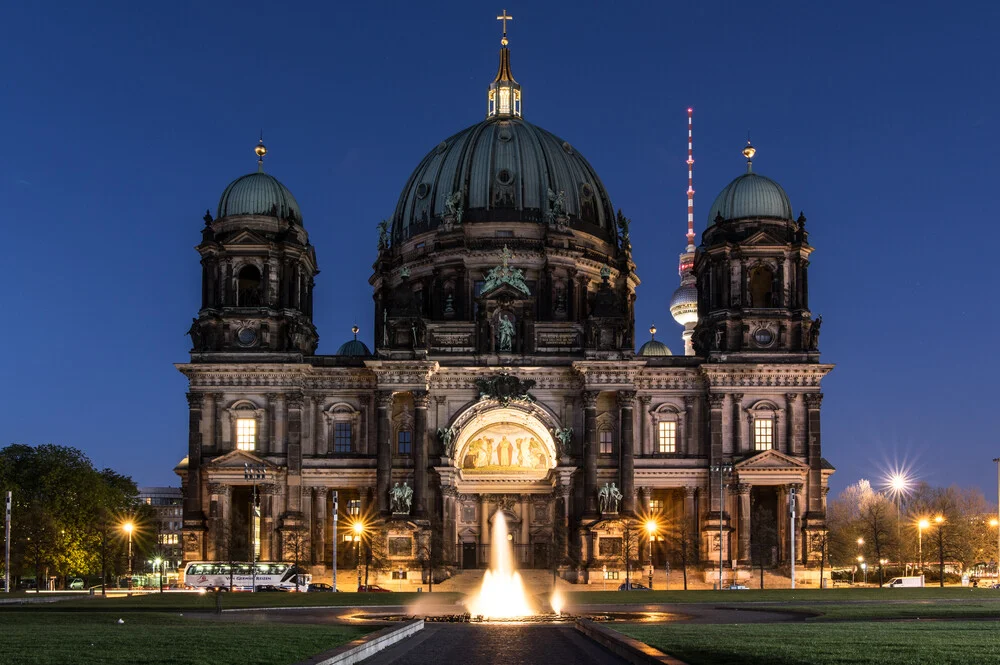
(500, 244), (513, 268)
(497, 9), (513, 44)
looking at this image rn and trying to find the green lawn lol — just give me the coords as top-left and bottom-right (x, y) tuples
(780, 601), (1000, 621)
(3, 590), (462, 612)
(0, 611), (370, 665)
(616, 622), (1000, 665)
(567, 587), (998, 605)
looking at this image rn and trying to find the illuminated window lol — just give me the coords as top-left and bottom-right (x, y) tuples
(499, 88), (511, 114)
(657, 421), (676, 454)
(599, 430), (614, 455)
(347, 499), (361, 517)
(236, 418), (256, 451)
(649, 498), (663, 513)
(754, 418), (774, 451)
(397, 430), (412, 455)
(334, 422), (353, 453)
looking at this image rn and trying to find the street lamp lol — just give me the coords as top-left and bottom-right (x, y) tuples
(153, 557), (163, 593)
(353, 521), (364, 591)
(709, 462), (734, 590)
(244, 463), (266, 593)
(990, 519), (999, 580)
(934, 515), (945, 587)
(918, 518), (930, 577)
(885, 472), (912, 539)
(122, 522), (134, 590)
(644, 519), (657, 590)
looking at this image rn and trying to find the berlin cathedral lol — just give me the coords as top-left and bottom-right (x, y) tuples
(176, 22), (834, 585)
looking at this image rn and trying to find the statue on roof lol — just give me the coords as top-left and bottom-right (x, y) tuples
(616, 209), (631, 248)
(482, 245), (531, 296)
(377, 219), (389, 251)
(545, 188), (566, 225)
(445, 190), (464, 225)
(498, 314), (515, 352)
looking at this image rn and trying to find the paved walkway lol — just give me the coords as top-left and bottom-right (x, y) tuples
(360, 624), (630, 665)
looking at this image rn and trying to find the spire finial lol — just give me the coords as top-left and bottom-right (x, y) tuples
(255, 131), (267, 173)
(743, 134), (756, 173)
(649, 324), (657, 339)
(352, 324), (360, 340)
(487, 10), (521, 118)
(497, 9), (513, 46)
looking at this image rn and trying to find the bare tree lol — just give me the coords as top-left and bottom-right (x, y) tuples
(614, 518), (641, 589)
(749, 502), (777, 589)
(282, 527), (309, 591)
(859, 491), (896, 587)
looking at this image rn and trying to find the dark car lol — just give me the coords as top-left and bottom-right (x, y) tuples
(256, 584), (289, 592)
(617, 582), (651, 591)
(357, 584), (392, 592)
(307, 583), (335, 593)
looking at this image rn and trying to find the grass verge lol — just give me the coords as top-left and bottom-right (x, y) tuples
(567, 587), (998, 605)
(0, 611), (370, 665)
(615, 621), (1000, 665)
(1, 591), (463, 612)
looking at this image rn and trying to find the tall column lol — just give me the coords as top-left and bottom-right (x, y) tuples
(376, 391), (393, 515)
(184, 393), (205, 520)
(273, 394), (287, 455)
(682, 396), (695, 457)
(314, 487), (327, 566)
(260, 485), (274, 561)
(731, 393), (744, 454)
(805, 394), (824, 514)
(721, 394), (733, 456)
(258, 399), (270, 455)
(736, 483), (751, 562)
(583, 391), (599, 515)
(219, 484), (233, 558)
(708, 394), (725, 511)
(520, 495), (530, 564)
(788, 393), (805, 456)
(213, 393), (224, 452)
(639, 395), (652, 456)
(618, 390), (636, 514)
(479, 496), (490, 547)
(638, 487), (651, 514)
(783, 394), (796, 455)
(412, 390), (430, 517)
(776, 485), (788, 562)
(683, 486), (698, 561)
(559, 486), (571, 562)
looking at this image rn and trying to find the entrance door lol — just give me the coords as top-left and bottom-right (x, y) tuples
(462, 543), (477, 569)
(533, 543), (548, 569)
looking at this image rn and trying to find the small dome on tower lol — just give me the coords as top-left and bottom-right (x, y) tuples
(707, 172), (792, 223)
(336, 326), (371, 357)
(637, 325), (672, 356)
(217, 172), (302, 222)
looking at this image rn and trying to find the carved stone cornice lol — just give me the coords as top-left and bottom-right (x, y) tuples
(286, 392), (304, 409)
(412, 390), (431, 409)
(700, 364), (834, 389)
(683, 395), (696, 410)
(573, 361), (644, 389)
(314, 487), (329, 498)
(784, 393), (799, 402)
(616, 390), (637, 408)
(266, 393), (280, 403)
(582, 391), (599, 409)
(731, 393), (744, 403)
(684, 486), (697, 498)
(208, 483), (231, 497)
(364, 360), (439, 391)
(707, 394), (725, 409)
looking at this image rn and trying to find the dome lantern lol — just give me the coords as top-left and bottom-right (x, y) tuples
(487, 10), (522, 119)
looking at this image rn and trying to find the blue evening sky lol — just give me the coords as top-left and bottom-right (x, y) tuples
(2, 1), (997, 499)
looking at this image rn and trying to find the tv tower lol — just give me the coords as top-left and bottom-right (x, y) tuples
(669, 108), (699, 355)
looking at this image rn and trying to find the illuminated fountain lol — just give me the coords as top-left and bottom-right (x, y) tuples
(466, 510), (534, 618)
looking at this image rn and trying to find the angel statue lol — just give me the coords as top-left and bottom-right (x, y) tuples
(437, 426), (457, 457)
(445, 190), (464, 224)
(377, 219), (389, 251)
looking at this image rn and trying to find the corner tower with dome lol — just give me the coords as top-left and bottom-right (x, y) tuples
(176, 18), (834, 588)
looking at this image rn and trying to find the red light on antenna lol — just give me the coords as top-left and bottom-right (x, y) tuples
(687, 108), (693, 112)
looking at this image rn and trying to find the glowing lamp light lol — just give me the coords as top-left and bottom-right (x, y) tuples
(352, 521), (364, 535)
(990, 519), (998, 528)
(934, 515), (944, 525)
(918, 519), (930, 530)
(122, 522), (134, 534)
(645, 520), (658, 535)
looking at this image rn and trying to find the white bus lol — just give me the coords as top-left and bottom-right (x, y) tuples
(182, 562), (311, 591)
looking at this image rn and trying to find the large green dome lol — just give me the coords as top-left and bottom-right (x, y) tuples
(707, 172), (793, 223)
(391, 117), (615, 242)
(217, 172), (302, 222)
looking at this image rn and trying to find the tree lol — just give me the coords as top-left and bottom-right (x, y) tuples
(749, 502), (777, 589)
(612, 518), (641, 589)
(858, 491), (896, 587)
(282, 527), (309, 591)
(0, 444), (139, 588)
(661, 517), (695, 590)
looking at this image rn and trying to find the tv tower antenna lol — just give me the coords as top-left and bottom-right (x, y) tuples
(685, 107), (695, 252)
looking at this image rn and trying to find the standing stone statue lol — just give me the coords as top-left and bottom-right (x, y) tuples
(598, 483), (610, 514)
(377, 219), (389, 251)
(390, 482), (413, 514)
(498, 314), (515, 352)
(445, 190), (464, 224)
(437, 426), (456, 457)
(608, 483), (623, 513)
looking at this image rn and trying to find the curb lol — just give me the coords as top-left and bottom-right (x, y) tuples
(294, 619), (424, 665)
(575, 619), (688, 665)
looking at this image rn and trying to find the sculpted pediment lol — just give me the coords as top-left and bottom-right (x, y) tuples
(742, 230), (785, 247)
(735, 449), (808, 471)
(205, 449), (278, 470)
(225, 230), (271, 246)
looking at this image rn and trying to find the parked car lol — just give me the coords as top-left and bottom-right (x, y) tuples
(69, 578), (85, 590)
(256, 585), (289, 592)
(725, 584), (749, 590)
(358, 584), (392, 592)
(307, 583), (335, 593)
(617, 582), (651, 591)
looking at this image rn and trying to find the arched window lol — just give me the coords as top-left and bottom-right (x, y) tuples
(237, 265), (262, 306)
(749, 265), (774, 308)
